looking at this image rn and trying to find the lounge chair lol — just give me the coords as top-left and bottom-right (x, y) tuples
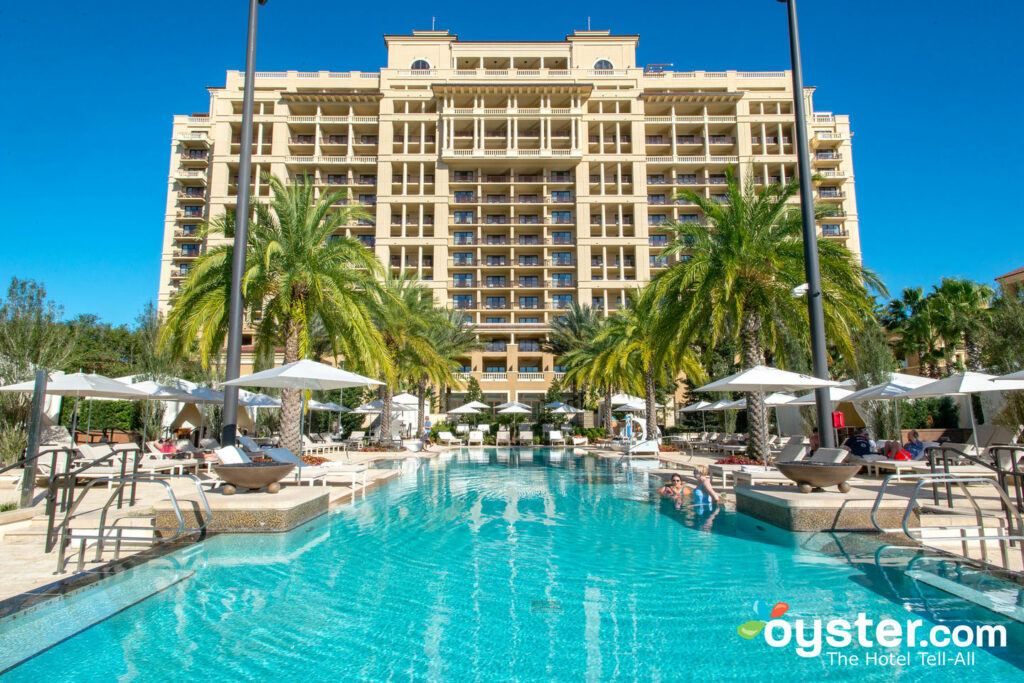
(199, 438), (221, 450)
(467, 430), (484, 446)
(238, 435), (265, 456)
(518, 429), (533, 445)
(214, 445), (251, 465)
(262, 448), (328, 486)
(495, 430), (511, 446)
(809, 447), (849, 464)
(549, 430), (568, 446)
(342, 431), (365, 450)
(479, 424), (490, 435)
(437, 431), (462, 447)
(571, 435), (588, 446)
(455, 424), (469, 437)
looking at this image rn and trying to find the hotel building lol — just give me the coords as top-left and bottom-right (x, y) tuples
(158, 29), (861, 412)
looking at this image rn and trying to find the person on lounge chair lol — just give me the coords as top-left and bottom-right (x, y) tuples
(841, 428), (876, 458)
(881, 430), (925, 460)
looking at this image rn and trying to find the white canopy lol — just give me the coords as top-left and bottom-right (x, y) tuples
(185, 387), (225, 404)
(355, 399), (416, 414)
(902, 372), (1024, 398)
(787, 387), (856, 407)
(680, 400), (713, 413)
(996, 369), (1024, 382)
(705, 399), (736, 411)
(844, 374), (935, 402)
(220, 359), (383, 391)
(308, 399), (340, 412)
(549, 403), (583, 414)
(447, 404), (481, 415)
(392, 392), (420, 406)
(0, 372), (150, 399)
(763, 392), (796, 406)
(239, 391), (282, 409)
(725, 398), (747, 409)
(495, 401), (531, 411)
(462, 400), (491, 410)
(696, 365), (839, 393)
(498, 405), (531, 415)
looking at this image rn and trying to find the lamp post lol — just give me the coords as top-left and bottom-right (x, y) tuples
(222, 0), (268, 447)
(778, 0), (835, 448)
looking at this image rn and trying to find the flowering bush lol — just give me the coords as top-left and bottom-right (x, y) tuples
(714, 456), (761, 465)
(659, 444), (679, 452)
(302, 455), (329, 466)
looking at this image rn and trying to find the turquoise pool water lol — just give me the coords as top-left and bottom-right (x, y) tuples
(4, 448), (1024, 681)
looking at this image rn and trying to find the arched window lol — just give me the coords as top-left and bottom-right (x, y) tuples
(593, 59), (614, 70)
(411, 59), (431, 71)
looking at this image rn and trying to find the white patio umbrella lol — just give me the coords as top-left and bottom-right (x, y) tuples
(995, 369), (1024, 382)
(696, 365), (838, 460)
(220, 359), (383, 452)
(787, 387), (856, 407)
(0, 372), (149, 438)
(392, 392), (420, 406)
(902, 372), (1024, 449)
(498, 404), (531, 429)
(460, 400), (491, 410)
(680, 399), (713, 431)
(239, 392), (282, 408)
(495, 400), (531, 411)
(549, 403), (582, 428)
(844, 374), (934, 440)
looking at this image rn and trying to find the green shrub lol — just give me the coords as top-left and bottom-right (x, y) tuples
(59, 400), (142, 432)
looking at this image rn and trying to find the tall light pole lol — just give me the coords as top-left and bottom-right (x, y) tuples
(779, 0), (835, 447)
(222, 0), (268, 447)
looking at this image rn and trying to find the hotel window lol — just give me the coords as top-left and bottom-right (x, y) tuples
(187, 149), (207, 159)
(327, 174), (346, 184)
(179, 264), (192, 274)
(519, 215), (539, 224)
(486, 317), (506, 324)
(592, 297), (604, 308)
(519, 297), (539, 309)
(411, 59), (431, 70)
(650, 255), (668, 267)
(453, 295), (473, 309)
(649, 215), (667, 226)
(519, 194), (539, 203)
(485, 256), (507, 266)
(359, 135), (378, 144)
(552, 211), (572, 224)
(181, 245), (200, 256)
(553, 295), (573, 309)
(591, 256), (604, 266)
(553, 273), (573, 287)
(486, 215), (507, 224)
(486, 276), (507, 287)
(551, 191), (571, 202)
(518, 365), (540, 373)
(552, 231), (572, 245)
(358, 194), (376, 206)
(454, 211), (474, 224)
(550, 171), (572, 182)
(183, 187), (204, 197)
(590, 214), (602, 225)
(453, 252), (473, 265)
(486, 194), (507, 203)
(822, 224), (842, 236)
(647, 174), (665, 184)
(709, 174), (727, 185)
(679, 215), (699, 223)
(519, 255), (539, 266)
(458, 364), (472, 373)
(453, 274), (473, 287)
(454, 191), (475, 203)
(181, 224), (197, 235)
(649, 235), (668, 247)
(519, 235), (540, 246)
(679, 174), (697, 184)
(646, 135), (665, 145)
(554, 364), (566, 373)
(294, 135), (313, 144)
(454, 171), (474, 182)
(519, 276), (539, 287)
(485, 366), (505, 373)
(359, 174), (376, 185)
(454, 231), (474, 245)
(594, 59), (614, 70)
(552, 252), (572, 266)
(486, 297), (507, 309)
(519, 317), (539, 323)
(183, 207), (202, 217)
(648, 194), (666, 205)
(357, 236), (375, 247)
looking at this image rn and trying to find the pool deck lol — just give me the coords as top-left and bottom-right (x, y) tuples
(0, 449), (434, 609)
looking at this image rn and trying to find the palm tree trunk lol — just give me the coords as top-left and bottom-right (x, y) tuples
(644, 364), (657, 441)
(280, 322), (303, 455)
(379, 385), (393, 447)
(417, 378), (427, 438)
(741, 311), (768, 462)
(603, 387), (614, 438)
(965, 333), (983, 371)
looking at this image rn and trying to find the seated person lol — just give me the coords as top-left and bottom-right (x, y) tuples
(692, 465), (722, 505)
(808, 427), (820, 453)
(842, 429), (877, 458)
(883, 430), (926, 460)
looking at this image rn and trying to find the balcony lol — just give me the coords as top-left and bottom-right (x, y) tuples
(172, 248), (201, 259)
(484, 343), (507, 352)
(451, 259), (477, 267)
(480, 372), (507, 382)
(818, 191), (846, 200)
(518, 372), (545, 382)
(452, 237), (478, 245)
(707, 136), (735, 145)
(484, 280), (509, 289)
(518, 342), (542, 352)
(821, 227), (849, 238)
(391, 175), (434, 184)
(451, 280), (475, 288)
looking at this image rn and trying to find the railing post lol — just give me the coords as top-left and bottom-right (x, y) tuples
(19, 370), (47, 509)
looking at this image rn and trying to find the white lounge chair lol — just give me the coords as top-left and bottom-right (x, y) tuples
(344, 431), (365, 449)
(518, 429), (533, 445)
(549, 430), (568, 446)
(571, 435), (588, 446)
(437, 431), (462, 447)
(467, 430), (484, 446)
(263, 448), (328, 486)
(238, 435), (265, 455)
(495, 430), (511, 446)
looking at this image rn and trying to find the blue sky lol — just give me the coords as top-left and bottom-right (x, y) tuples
(1, 1), (1021, 325)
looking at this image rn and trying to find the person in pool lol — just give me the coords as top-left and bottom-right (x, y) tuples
(657, 474), (691, 500)
(691, 465), (722, 505)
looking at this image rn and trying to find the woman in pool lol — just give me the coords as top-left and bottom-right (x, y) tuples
(657, 474), (691, 500)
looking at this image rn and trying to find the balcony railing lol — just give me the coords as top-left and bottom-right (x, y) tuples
(481, 372), (507, 382)
(518, 372), (545, 382)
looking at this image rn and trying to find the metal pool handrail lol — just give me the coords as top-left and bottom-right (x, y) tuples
(870, 472), (1024, 570)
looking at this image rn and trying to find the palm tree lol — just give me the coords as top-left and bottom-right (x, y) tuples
(595, 301), (705, 438)
(414, 308), (479, 436)
(370, 273), (452, 444)
(929, 278), (994, 371)
(881, 287), (946, 377)
(651, 166), (883, 460)
(561, 323), (620, 438)
(158, 174), (383, 453)
(542, 303), (601, 408)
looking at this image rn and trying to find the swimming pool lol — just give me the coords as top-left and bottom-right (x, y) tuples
(4, 448), (1024, 680)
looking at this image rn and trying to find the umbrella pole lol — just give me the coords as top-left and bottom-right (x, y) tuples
(86, 400), (93, 442)
(966, 394), (979, 450)
(71, 396), (80, 441)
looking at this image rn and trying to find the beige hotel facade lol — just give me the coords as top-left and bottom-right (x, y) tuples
(158, 29), (861, 413)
